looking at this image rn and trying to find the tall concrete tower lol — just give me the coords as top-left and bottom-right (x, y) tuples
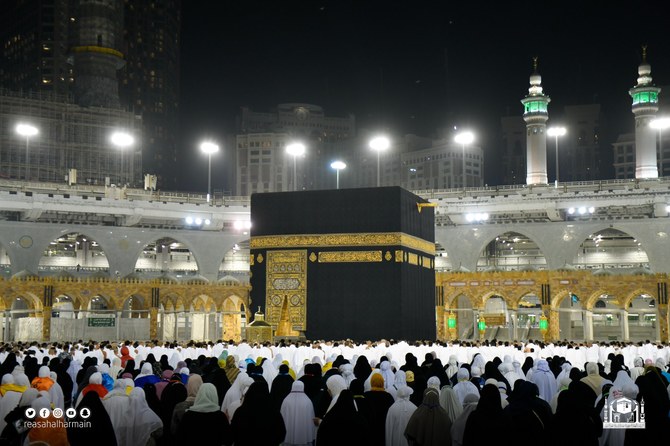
(521, 57), (550, 185)
(71, 0), (125, 108)
(629, 46), (661, 179)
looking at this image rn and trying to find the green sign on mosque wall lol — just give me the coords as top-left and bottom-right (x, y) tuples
(87, 317), (115, 327)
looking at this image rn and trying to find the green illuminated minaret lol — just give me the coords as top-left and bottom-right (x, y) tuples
(629, 45), (661, 179)
(521, 57), (550, 185)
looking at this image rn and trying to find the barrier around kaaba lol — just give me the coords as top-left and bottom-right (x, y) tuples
(250, 186), (436, 341)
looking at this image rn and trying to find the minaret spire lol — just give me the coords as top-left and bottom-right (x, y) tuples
(521, 57), (550, 185)
(629, 45), (661, 179)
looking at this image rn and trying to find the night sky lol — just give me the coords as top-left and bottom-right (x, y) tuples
(177, 0), (669, 192)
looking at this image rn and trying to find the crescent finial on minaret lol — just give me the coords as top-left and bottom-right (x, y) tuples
(641, 44), (647, 62)
(532, 56), (539, 72)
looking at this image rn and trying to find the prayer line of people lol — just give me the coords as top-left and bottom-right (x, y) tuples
(0, 338), (668, 445)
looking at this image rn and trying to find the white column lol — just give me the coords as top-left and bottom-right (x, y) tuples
(174, 311), (178, 341)
(622, 309), (629, 341)
(509, 309), (518, 340)
(583, 310), (594, 341)
(115, 311), (121, 340)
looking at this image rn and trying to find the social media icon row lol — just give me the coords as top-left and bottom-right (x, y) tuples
(25, 407), (90, 419)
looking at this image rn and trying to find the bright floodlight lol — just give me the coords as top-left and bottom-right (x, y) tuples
(369, 136), (390, 152)
(454, 131), (474, 145)
(200, 141), (220, 154)
(16, 123), (38, 137)
(286, 142), (306, 157)
(331, 160), (346, 171)
(650, 117), (670, 130)
(547, 126), (567, 137)
(110, 131), (134, 147)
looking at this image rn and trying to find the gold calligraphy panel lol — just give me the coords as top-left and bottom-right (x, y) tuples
(318, 251), (382, 263)
(265, 250), (307, 332)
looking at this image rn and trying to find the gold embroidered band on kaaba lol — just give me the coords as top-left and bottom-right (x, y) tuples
(250, 232), (435, 256)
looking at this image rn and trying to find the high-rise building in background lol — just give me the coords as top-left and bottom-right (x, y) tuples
(119, 0), (180, 189)
(0, 0), (180, 188)
(235, 104), (356, 195)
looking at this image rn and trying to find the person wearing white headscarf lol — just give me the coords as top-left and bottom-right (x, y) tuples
(384, 385), (416, 446)
(445, 355), (459, 382)
(550, 376), (571, 414)
(339, 363), (355, 387)
(48, 371), (65, 410)
(580, 362), (604, 396)
(110, 356), (123, 382)
(427, 376), (441, 391)
(27, 393), (68, 446)
(176, 383), (233, 444)
(325, 374), (348, 413)
(439, 385), (463, 423)
(453, 368), (479, 405)
(380, 360), (395, 390)
(129, 387), (163, 446)
(500, 362), (522, 391)
(388, 370), (408, 401)
(597, 371), (638, 446)
(0, 374), (24, 434)
(102, 379), (133, 446)
(280, 380), (316, 446)
(450, 393), (480, 446)
(530, 359), (556, 403)
(221, 372), (254, 420)
(629, 357), (645, 382)
(554, 362), (573, 387)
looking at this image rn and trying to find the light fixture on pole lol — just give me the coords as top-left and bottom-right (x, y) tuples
(16, 123), (38, 181)
(286, 142), (306, 191)
(200, 141), (220, 203)
(330, 160), (346, 189)
(110, 131), (135, 185)
(369, 135), (390, 187)
(547, 126), (566, 188)
(650, 117), (670, 177)
(454, 131), (474, 188)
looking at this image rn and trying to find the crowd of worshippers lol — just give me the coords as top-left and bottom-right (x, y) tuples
(0, 338), (668, 446)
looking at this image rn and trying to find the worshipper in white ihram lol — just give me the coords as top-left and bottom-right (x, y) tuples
(530, 359), (557, 403)
(384, 385), (417, 446)
(280, 380), (316, 446)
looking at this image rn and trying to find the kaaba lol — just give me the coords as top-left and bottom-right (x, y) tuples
(249, 186), (436, 341)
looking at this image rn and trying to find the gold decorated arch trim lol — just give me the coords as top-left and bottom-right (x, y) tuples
(251, 232), (435, 256)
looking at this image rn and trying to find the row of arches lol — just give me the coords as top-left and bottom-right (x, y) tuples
(0, 234), (250, 279)
(436, 228), (650, 272)
(441, 288), (660, 342)
(4, 291), (250, 343)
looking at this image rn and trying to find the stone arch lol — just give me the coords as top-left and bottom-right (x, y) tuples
(134, 236), (200, 275)
(572, 227), (650, 271)
(121, 295), (147, 318)
(53, 294), (78, 318)
(219, 240), (250, 275)
(11, 292), (42, 311)
(481, 291), (512, 310)
(221, 294), (247, 342)
(585, 289), (619, 311)
(39, 232), (109, 271)
(445, 291), (477, 309)
(552, 289), (579, 310)
(621, 289), (657, 309)
(477, 231), (548, 272)
(87, 294), (114, 311)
